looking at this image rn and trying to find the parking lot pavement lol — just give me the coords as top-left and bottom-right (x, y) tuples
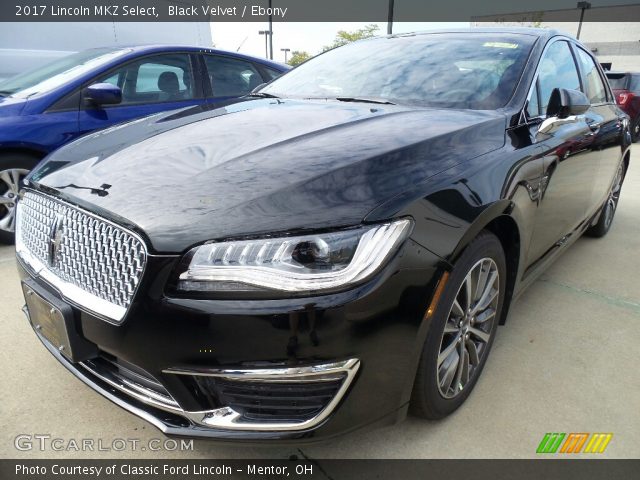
(1, 149), (638, 460)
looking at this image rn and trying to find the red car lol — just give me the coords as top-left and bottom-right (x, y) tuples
(607, 71), (640, 142)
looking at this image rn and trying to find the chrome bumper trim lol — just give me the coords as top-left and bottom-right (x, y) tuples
(30, 324), (184, 437)
(79, 361), (182, 412)
(30, 308), (359, 433)
(83, 356), (359, 432)
(82, 354), (359, 432)
(17, 248), (128, 322)
(165, 359), (360, 431)
(163, 359), (358, 382)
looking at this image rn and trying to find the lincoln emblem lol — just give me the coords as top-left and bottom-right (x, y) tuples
(47, 214), (64, 267)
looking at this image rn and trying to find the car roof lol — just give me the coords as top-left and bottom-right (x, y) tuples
(381, 27), (568, 41)
(82, 44), (288, 71)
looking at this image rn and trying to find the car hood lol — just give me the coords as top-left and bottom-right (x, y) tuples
(30, 98), (506, 253)
(0, 95), (27, 116)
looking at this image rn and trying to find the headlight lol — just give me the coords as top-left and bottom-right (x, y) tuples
(178, 219), (412, 293)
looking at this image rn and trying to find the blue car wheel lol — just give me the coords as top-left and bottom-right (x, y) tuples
(0, 153), (39, 244)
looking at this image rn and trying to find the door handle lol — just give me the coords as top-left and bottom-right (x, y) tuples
(585, 120), (602, 136)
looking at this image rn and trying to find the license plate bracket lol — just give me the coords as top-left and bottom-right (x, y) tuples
(22, 280), (97, 363)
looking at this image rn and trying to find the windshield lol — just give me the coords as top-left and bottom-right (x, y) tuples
(262, 33), (537, 110)
(0, 48), (131, 99)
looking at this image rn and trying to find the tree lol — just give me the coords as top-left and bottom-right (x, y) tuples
(288, 50), (311, 66)
(323, 24), (380, 51)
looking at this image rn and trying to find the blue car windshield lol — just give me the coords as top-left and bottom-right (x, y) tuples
(0, 48), (131, 99)
(262, 33), (537, 109)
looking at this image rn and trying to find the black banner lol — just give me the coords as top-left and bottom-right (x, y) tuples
(2, 0), (640, 22)
(1, 460), (639, 480)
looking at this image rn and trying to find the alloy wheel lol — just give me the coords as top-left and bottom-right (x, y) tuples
(0, 168), (29, 233)
(437, 258), (499, 399)
(603, 164), (624, 230)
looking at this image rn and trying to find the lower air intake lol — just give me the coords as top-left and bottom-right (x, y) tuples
(195, 376), (344, 423)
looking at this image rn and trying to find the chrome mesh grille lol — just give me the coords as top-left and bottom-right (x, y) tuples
(16, 191), (146, 320)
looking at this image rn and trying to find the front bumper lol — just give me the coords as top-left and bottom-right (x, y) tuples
(17, 239), (443, 441)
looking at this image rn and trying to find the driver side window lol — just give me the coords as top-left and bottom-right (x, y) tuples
(527, 41), (581, 118)
(575, 48), (608, 104)
(94, 54), (195, 105)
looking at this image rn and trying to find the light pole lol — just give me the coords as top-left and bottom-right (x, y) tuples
(387, 0), (395, 35)
(268, 0), (274, 60)
(280, 48), (290, 63)
(258, 30), (271, 59)
(576, 1), (591, 40)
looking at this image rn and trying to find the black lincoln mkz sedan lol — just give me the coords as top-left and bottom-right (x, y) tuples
(16, 29), (631, 441)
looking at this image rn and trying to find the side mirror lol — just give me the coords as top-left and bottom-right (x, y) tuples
(84, 83), (122, 106)
(538, 88), (590, 134)
(546, 88), (590, 118)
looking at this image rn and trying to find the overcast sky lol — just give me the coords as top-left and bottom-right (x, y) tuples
(211, 22), (470, 62)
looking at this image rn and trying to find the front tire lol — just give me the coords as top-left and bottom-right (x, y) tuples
(586, 161), (625, 238)
(411, 231), (506, 419)
(0, 153), (40, 244)
(631, 117), (640, 143)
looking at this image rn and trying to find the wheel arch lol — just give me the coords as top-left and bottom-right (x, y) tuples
(449, 201), (521, 325)
(0, 146), (48, 162)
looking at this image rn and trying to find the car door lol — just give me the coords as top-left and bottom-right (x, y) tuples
(573, 45), (626, 215)
(78, 53), (203, 135)
(525, 39), (599, 267)
(201, 54), (266, 105)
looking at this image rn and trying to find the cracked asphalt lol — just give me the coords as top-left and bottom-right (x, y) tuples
(1, 150), (638, 460)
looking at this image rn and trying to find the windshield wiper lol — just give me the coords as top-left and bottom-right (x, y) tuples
(335, 96), (396, 105)
(247, 92), (280, 99)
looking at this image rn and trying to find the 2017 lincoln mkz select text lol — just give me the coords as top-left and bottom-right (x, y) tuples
(15, 29), (631, 441)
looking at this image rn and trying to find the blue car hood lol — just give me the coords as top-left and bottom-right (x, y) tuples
(0, 96), (27, 116)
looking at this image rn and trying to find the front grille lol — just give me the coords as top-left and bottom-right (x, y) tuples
(16, 190), (146, 323)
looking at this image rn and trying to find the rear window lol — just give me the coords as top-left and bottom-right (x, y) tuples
(204, 55), (263, 97)
(606, 73), (629, 90)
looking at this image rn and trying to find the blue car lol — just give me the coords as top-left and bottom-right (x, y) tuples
(0, 45), (289, 242)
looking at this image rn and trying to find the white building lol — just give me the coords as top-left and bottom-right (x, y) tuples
(473, 4), (640, 72)
(0, 4), (212, 81)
